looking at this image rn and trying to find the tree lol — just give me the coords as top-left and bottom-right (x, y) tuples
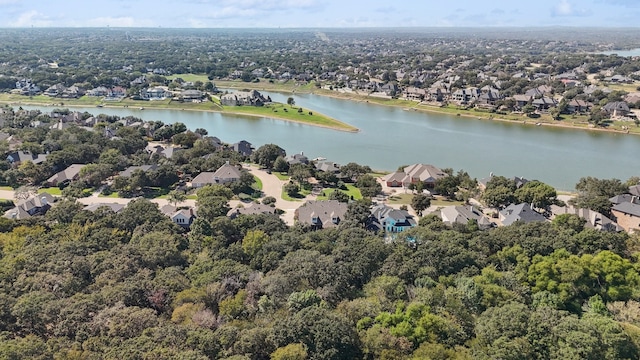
(411, 193), (431, 216)
(355, 174), (381, 198)
(271, 343), (308, 360)
(167, 190), (187, 207)
(242, 229), (270, 257)
(287, 97), (295, 107)
(572, 177), (628, 216)
(284, 182), (299, 197)
(515, 180), (558, 210)
(251, 144), (285, 170)
(273, 156), (289, 173)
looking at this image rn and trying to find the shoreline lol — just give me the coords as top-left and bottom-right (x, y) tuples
(0, 98), (359, 133)
(217, 82), (638, 137)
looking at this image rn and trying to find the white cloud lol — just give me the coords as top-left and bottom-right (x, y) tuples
(9, 10), (53, 27)
(0, 0), (20, 5)
(82, 16), (155, 27)
(555, 0), (572, 15)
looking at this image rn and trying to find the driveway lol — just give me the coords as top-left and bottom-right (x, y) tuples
(246, 165), (305, 225)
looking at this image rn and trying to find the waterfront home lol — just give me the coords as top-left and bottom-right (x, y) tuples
(566, 99), (593, 114)
(611, 202), (640, 233)
(550, 204), (623, 232)
(232, 140), (254, 157)
(141, 87), (170, 100)
(87, 86), (110, 97)
(294, 200), (348, 230)
(220, 90), (269, 106)
(367, 204), (417, 234)
(286, 153), (309, 165)
(603, 101), (631, 118)
(180, 89), (205, 102)
(383, 164), (448, 189)
(440, 205), (494, 229)
(499, 203), (546, 226)
(44, 84), (66, 97)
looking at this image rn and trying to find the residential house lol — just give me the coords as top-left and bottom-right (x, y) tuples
(603, 101), (630, 118)
(367, 204), (417, 234)
(145, 143), (182, 159)
(532, 97), (557, 111)
(6, 151), (47, 166)
(315, 161), (340, 174)
(119, 164), (159, 178)
(4, 192), (56, 220)
(383, 164), (448, 189)
(220, 90), (269, 106)
(605, 75), (633, 83)
(232, 140), (253, 157)
(160, 204), (196, 228)
(440, 205), (494, 229)
(452, 87), (480, 104)
(83, 202), (125, 213)
(130, 75), (147, 86)
(141, 87), (170, 100)
(46, 164), (85, 187)
(191, 162), (243, 188)
(286, 153), (309, 165)
(62, 86), (83, 98)
(294, 200), (348, 229)
(403, 87), (427, 101)
(227, 203), (278, 219)
(44, 84), (66, 97)
(87, 86), (109, 97)
(476, 90), (501, 108)
(611, 202), (640, 233)
(16, 79), (40, 96)
(499, 203), (546, 226)
(512, 94), (533, 109)
(550, 205), (623, 232)
(566, 99), (593, 114)
(181, 89), (205, 102)
(109, 86), (127, 98)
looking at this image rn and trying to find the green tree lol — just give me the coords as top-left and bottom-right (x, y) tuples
(167, 190), (187, 207)
(287, 97), (295, 107)
(515, 180), (558, 209)
(411, 193), (431, 216)
(251, 144), (285, 169)
(271, 343), (308, 360)
(242, 229), (270, 257)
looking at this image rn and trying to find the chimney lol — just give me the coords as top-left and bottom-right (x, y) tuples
(41, 196), (48, 206)
(189, 208), (194, 217)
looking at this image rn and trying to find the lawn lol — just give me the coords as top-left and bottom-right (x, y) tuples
(281, 186), (311, 201)
(316, 185), (363, 201)
(38, 187), (62, 196)
(166, 74), (211, 83)
(252, 176), (263, 191)
(386, 193), (413, 205)
(274, 172), (290, 181)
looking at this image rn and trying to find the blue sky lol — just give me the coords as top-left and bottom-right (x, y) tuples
(0, 0), (638, 28)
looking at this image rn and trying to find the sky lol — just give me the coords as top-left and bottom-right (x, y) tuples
(0, 0), (639, 28)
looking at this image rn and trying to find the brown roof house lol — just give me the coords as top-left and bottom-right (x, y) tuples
(295, 200), (348, 230)
(46, 164), (85, 187)
(383, 164), (448, 189)
(192, 162), (243, 188)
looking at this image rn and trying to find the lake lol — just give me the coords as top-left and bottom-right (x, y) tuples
(19, 92), (640, 191)
(601, 48), (640, 57)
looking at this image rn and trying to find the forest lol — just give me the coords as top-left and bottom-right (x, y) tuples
(0, 194), (639, 359)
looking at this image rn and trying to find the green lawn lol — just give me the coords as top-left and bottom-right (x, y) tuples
(0, 186), (14, 191)
(166, 74), (211, 83)
(98, 192), (120, 198)
(38, 187), (62, 196)
(274, 172), (290, 181)
(387, 193), (413, 205)
(252, 176), (263, 191)
(316, 185), (363, 201)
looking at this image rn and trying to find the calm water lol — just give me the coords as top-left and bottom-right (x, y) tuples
(601, 48), (640, 57)
(19, 92), (640, 190)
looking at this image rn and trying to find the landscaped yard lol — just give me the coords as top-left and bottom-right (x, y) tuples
(252, 176), (263, 191)
(38, 187), (62, 196)
(316, 185), (362, 201)
(273, 172), (290, 181)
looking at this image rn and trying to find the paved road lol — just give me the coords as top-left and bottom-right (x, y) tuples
(244, 165), (305, 225)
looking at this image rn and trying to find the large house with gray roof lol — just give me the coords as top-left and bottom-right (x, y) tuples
(440, 205), (494, 229)
(499, 203), (546, 226)
(367, 204), (417, 234)
(294, 200), (348, 230)
(192, 162), (243, 188)
(46, 164), (85, 187)
(4, 192), (56, 220)
(383, 164), (448, 189)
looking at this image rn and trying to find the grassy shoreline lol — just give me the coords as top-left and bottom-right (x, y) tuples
(214, 79), (640, 136)
(0, 93), (358, 133)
